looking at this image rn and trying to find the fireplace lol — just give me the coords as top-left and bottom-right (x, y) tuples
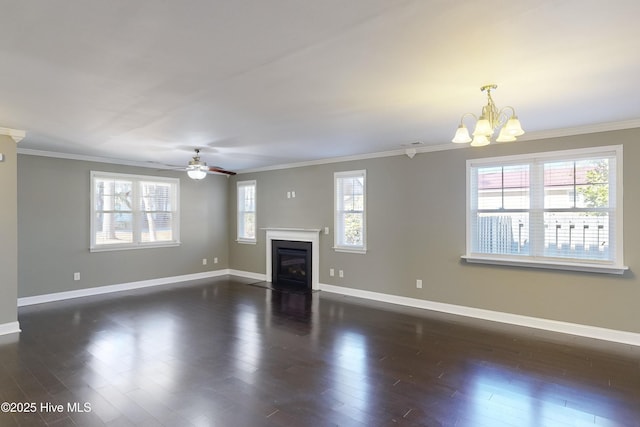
(272, 240), (312, 290)
(264, 228), (321, 291)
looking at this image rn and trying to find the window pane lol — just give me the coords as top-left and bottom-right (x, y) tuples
(576, 159), (609, 209)
(140, 182), (171, 211)
(342, 213), (363, 246)
(543, 212), (610, 260)
(95, 179), (132, 211)
(477, 165), (529, 210)
(476, 167), (502, 210)
(503, 165), (529, 209)
(240, 212), (256, 239)
(544, 161), (575, 209)
(340, 177), (364, 212)
(475, 213), (529, 255)
(94, 212), (133, 245)
(241, 185), (255, 212)
(140, 212), (173, 242)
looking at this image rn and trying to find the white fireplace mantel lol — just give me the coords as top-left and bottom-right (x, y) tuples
(263, 228), (321, 290)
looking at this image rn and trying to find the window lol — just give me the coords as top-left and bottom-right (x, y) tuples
(237, 180), (256, 243)
(465, 146), (626, 274)
(90, 172), (179, 251)
(335, 170), (366, 253)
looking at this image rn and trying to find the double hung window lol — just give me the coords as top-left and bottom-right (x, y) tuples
(237, 180), (257, 243)
(91, 172), (179, 251)
(334, 170), (366, 253)
(465, 146), (625, 273)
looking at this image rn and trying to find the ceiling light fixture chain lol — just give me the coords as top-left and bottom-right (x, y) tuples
(452, 84), (524, 147)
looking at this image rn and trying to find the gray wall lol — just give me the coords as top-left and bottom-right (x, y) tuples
(0, 135), (18, 326)
(229, 129), (640, 334)
(17, 155), (229, 298)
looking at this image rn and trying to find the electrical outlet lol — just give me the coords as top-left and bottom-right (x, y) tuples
(214, 257), (219, 264)
(329, 268), (334, 277)
(324, 227), (329, 235)
(291, 191), (296, 198)
(339, 270), (344, 278)
(202, 258), (207, 265)
(287, 191), (291, 198)
(73, 272), (80, 281)
(416, 279), (423, 289)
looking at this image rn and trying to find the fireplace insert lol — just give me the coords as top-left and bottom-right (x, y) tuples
(271, 240), (312, 290)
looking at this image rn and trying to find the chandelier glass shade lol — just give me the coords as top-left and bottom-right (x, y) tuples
(187, 165), (207, 180)
(187, 149), (208, 180)
(452, 85), (524, 146)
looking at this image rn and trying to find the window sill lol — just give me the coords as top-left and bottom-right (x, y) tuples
(334, 247), (367, 254)
(90, 242), (181, 252)
(461, 255), (628, 275)
(236, 239), (257, 245)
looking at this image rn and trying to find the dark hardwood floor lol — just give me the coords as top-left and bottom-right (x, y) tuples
(1, 276), (639, 426)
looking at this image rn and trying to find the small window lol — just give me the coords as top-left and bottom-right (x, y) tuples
(237, 180), (256, 243)
(335, 170), (366, 253)
(90, 172), (180, 251)
(465, 145), (626, 274)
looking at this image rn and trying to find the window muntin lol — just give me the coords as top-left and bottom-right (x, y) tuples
(91, 172), (179, 251)
(335, 170), (366, 253)
(237, 180), (256, 243)
(467, 146), (623, 271)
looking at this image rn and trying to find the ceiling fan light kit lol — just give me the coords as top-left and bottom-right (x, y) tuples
(452, 84), (525, 147)
(186, 149), (208, 180)
(183, 148), (237, 179)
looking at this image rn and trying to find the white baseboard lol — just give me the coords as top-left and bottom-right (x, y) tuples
(228, 269), (267, 282)
(18, 270), (231, 307)
(18, 269), (639, 347)
(0, 321), (21, 336)
(319, 283), (640, 347)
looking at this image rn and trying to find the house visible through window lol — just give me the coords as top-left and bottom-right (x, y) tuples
(465, 145), (625, 273)
(335, 170), (366, 253)
(237, 180), (256, 243)
(90, 172), (179, 251)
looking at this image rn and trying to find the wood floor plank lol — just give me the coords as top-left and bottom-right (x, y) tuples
(1, 276), (638, 426)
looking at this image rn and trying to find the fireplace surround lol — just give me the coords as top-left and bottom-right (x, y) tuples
(264, 228), (320, 291)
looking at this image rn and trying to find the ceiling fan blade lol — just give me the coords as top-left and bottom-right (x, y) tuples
(208, 166), (236, 176)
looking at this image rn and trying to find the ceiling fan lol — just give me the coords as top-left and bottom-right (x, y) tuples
(184, 148), (236, 179)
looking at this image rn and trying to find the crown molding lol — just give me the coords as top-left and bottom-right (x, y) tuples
(0, 127), (26, 143)
(515, 118), (640, 142)
(16, 148), (172, 170)
(238, 120), (640, 174)
(15, 119), (640, 173)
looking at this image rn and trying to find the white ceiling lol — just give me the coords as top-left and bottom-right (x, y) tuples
(3, 0), (640, 172)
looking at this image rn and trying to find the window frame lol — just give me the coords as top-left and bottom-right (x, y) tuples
(334, 170), (367, 254)
(463, 145), (627, 274)
(237, 180), (257, 244)
(90, 171), (180, 252)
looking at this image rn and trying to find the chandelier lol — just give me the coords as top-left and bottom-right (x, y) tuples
(452, 84), (524, 147)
